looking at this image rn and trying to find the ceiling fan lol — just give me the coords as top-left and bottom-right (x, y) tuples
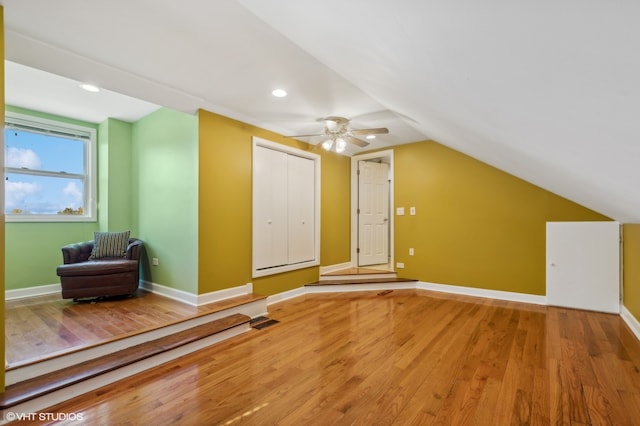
(288, 116), (389, 153)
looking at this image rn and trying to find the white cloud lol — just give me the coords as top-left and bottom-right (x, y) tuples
(5, 177), (85, 214)
(5, 180), (41, 211)
(6, 147), (42, 169)
(62, 182), (83, 207)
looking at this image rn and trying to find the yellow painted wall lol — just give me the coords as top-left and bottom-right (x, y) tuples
(198, 110), (351, 296)
(1, 6), (5, 391)
(623, 224), (640, 322)
(320, 150), (351, 265)
(393, 141), (610, 295)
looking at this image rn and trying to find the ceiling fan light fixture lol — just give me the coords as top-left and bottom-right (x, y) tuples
(287, 116), (387, 152)
(325, 119), (338, 132)
(80, 83), (100, 93)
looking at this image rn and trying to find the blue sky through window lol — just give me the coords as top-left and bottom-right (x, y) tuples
(5, 128), (85, 214)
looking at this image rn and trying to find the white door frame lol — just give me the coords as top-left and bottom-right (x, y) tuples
(350, 150), (394, 269)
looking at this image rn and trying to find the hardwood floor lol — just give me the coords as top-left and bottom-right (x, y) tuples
(13, 289), (640, 425)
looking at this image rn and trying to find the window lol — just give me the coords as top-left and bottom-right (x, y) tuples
(4, 112), (97, 222)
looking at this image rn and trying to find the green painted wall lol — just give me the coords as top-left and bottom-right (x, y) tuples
(5, 223), (99, 290)
(98, 119), (133, 232)
(198, 110), (351, 296)
(132, 108), (198, 293)
(623, 224), (640, 322)
(4, 108), (100, 290)
(393, 141), (610, 295)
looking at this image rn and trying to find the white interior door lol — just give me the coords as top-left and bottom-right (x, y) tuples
(358, 160), (389, 266)
(546, 221), (620, 313)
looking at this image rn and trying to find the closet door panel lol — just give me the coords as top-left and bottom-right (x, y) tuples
(253, 146), (288, 270)
(287, 154), (316, 264)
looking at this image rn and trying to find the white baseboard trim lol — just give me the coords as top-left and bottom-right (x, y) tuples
(197, 283), (253, 306)
(417, 281), (547, 305)
(141, 281), (254, 307)
(267, 280), (548, 308)
(319, 262), (352, 275)
(140, 281), (199, 306)
(5, 283), (61, 300)
(296, 280), (547, 306)
(7, 280), (255, 308)
(267, 287), (306, 306)
(621, 305), (640, 342)
(267, 281), (547, 306)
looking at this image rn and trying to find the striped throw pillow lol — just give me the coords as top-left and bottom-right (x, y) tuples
(89, 231), (131, 259)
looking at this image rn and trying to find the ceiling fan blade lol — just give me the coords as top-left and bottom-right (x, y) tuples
(286, 133), (325, 138)
(351, 127), (389, 135)
(347, 136), (370, 148)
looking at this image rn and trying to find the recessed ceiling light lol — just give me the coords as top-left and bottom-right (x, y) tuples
(80, 83), (100, 93)
(366, 134), (376, 140)
(272, 88), (287, 98)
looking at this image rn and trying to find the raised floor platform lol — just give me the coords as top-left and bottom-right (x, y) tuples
(1, 290), (267, 416)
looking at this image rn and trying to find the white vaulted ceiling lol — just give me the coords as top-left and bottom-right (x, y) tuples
(1, 0), (639, 221)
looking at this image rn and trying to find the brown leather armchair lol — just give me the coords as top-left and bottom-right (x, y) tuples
(56, 238), (143, 300)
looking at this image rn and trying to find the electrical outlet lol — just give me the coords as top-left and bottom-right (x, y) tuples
(396, 262), (405, 269)
(152, 257), (159, 266)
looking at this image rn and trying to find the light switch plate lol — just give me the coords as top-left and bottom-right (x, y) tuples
(397, 207), (405, 216)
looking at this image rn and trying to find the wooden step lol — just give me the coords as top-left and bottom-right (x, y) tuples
(319, 267), (397, 282)
(5, 292), (267, 385)
(0, 313), (250, 410)
(306, 277), (418, 286)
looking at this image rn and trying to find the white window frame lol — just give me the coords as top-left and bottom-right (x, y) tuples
(4, 111), (97, 222)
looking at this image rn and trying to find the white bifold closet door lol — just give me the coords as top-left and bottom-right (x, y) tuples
(253, 144), (315, 272)
(546, 221), (620, 313)
(253, 146), (289, 270)
(287, 154), (315, 265)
